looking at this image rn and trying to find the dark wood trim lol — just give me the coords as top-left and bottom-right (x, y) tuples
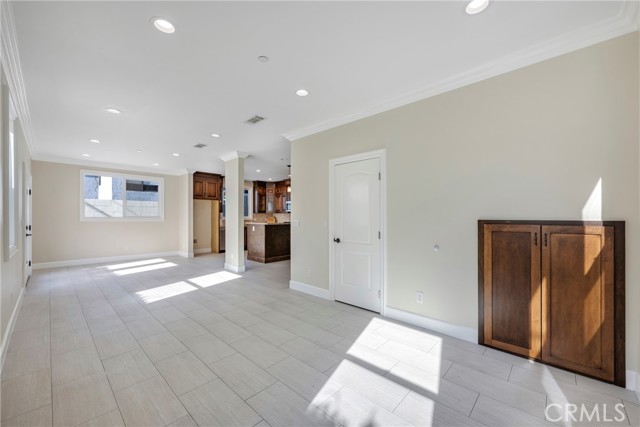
(478, 219), (626, 388)
(247, 254), (290, 263)
(614, 222), (625, 389)
(478, 223), (485, 345)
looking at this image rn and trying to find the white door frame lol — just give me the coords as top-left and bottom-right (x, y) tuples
(22, 165), (32, 284)
(329, 149), (387, 315)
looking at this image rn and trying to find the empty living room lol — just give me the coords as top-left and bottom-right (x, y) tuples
(1, 1), (639, 426)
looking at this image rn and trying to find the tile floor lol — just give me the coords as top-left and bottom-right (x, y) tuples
(1, 254), (639, 427)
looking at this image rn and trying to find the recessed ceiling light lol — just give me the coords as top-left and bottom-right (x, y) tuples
(152, 17), (175, 34)
(268, 178), (272, 181)
(256, 169), (261, 173)
(258, 56), (269, 63)
(153, 163), (159, 166)
(89, 139), (100, 144)
(82, 153), (91, 157)
(211, 133), (220, 138)
(172, 153), (180, 157)
(296, 89), (309, 97)
(466, 0), (489, 15)
(105, 108), (121, 114)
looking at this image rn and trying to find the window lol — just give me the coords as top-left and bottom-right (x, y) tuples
(222, 186), (252, 219)
(80, 170), (164, 220)
(3, 86), (18, 260)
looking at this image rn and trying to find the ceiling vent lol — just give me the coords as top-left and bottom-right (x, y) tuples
(245, 115), (265, 125)
(193, 143), (207, 148)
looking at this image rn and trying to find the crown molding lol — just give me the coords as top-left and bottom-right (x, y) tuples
(219, 151), (249, 162)
(1, 1), (36, 155)
(284, 1), (640, 142)
(31, 153), (187, 176)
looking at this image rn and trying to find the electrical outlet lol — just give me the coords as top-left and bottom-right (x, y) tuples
(416, 291), (424, 304)
(193, 239), (197, 244)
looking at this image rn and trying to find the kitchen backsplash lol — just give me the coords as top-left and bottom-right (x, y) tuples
(220, 213), (291, 227)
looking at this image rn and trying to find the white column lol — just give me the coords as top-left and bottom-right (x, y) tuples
(219, 151), (248, 273)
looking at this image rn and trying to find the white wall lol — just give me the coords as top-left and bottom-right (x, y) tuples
(0, 81), (32, 354)
(31, 161), (183, 265)
(194, 199), (212, 252)
(291, 33), (640, 381)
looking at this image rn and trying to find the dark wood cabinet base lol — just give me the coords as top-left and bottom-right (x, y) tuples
(479, 219), (625, 387)
(247, 254), (290, 263)
(247, 223), (290, 264)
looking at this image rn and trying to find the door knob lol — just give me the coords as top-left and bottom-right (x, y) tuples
(333, 238), (341, 243)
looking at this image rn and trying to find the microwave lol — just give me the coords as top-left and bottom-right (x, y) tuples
(285, 201), (291, 212)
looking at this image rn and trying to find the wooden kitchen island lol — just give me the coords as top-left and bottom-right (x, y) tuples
(246, 223), (290, 263)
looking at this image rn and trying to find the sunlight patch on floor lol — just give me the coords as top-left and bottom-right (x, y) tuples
(135, 281), (197, 303)
(113, 262), (177, 276)
(102, 258), (167, 271)
(188, 271), (241, 288)
(308, 316), (442, 426)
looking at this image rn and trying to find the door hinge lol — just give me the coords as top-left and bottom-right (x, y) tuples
(378, 172), (381, 181)
(378, 289), (381, 299)
(378, 231), (381, 239)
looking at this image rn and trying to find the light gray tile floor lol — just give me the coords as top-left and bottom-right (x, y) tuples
(2, 254), (638, 426)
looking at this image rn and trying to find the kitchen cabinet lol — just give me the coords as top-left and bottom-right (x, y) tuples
(194, 172), (221, 200)
(274, 180), (290, 213)
(254, 181), (266, 213)
(247, 223), (290, 263)
(479, 220), (625, 386)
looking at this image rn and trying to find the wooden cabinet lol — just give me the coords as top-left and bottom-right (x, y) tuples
(482, 224), (541, 359)
(194, 172), (221, 200)
(253, 180), (290, 213)
(253, 181), (266, 213)
(274, 180), (289, 213)
(479, 220), (624, 386)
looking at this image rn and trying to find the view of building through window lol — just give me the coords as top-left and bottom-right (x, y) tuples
(82, 172), (162, 219)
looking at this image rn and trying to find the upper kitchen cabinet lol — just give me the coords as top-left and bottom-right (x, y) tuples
(254, 181), (266, 213)
(254, 180), (290, 213)
(275, 180), (290, 213)
(194, 172), (222, 200)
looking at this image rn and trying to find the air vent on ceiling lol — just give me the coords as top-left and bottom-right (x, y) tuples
(245, 115), (265, 125)
(193, 143), (207, 148)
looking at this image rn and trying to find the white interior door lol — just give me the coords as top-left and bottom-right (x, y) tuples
(333, 157), (381, 312)
(23, 173), (32, 282)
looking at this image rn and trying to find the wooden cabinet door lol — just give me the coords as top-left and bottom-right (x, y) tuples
(193, 179), (205, 199)
(484, 224), (541, 358)
(541, 225), (614, 381)
(204, 181), (218, 200)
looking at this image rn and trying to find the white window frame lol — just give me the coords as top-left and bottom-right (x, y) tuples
(79, 170), (165, 221)
(222, 182), (253, 219)
(2, 83), (19, 261)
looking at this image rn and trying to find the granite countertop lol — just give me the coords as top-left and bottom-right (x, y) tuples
(246, 222), (291, 226)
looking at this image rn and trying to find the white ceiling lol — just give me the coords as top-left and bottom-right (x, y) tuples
(10, 1), (637, 180)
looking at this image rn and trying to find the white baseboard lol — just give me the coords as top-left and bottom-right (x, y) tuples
(195, 248), (212, 254)
(289, 280), (330, 300)
(177, 251), (193, 258)
(33, 251), (184, 270)
(384, 306), (478, 344)
(0, 287), (25, 374)
(224, 263), (246, 273)
(626, 370), (640, 392)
